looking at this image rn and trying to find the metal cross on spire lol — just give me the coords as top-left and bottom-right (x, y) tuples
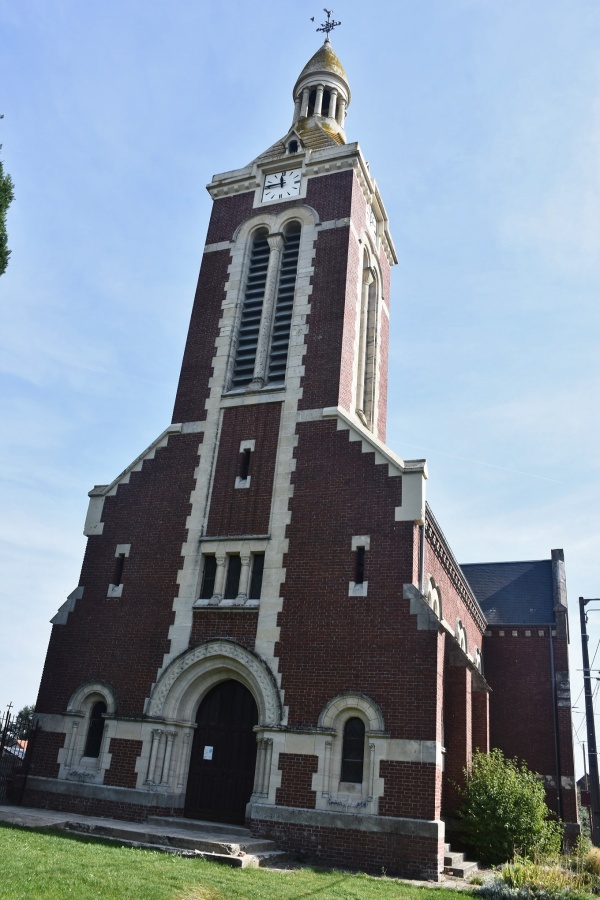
(315, 8), (341, 39)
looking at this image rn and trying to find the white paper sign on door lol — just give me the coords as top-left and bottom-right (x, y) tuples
(203, 746), (213, 760)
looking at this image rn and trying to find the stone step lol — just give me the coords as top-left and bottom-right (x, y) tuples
(147, 815), (250, 838)
(442, 841), (479, 879)
(443, 860), (479, 878)
(60, 820), (286, 868)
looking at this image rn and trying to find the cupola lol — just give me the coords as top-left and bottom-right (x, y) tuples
(291, 37), (350, 142)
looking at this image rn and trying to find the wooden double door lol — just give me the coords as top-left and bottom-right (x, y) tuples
(184, 679), (258, 824)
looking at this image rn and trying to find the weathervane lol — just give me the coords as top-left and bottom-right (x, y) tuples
(312, 8), (341, 39)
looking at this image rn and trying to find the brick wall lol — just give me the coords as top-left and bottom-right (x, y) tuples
(443, 664), (472, 816)
(172, 250), (230, 424)
(251, 817), (441, 880)
(27, 731), (65, 779)
(104, 738), (143, 789)
(206, 403), (282, 536)
(23, 788), (183, 824)
(276, 418), (444, 740)
(485, 627), (576, 820)
(299, 225), (352, 411)
(35, 432), (200, 718)
(190, 610), (258, 651)
(276, 753), (318, 809)
(379, 761), (439, 819)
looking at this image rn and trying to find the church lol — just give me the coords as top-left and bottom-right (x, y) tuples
(28, 28), (579, 880)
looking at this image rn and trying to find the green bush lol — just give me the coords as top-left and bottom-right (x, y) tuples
(460, 749), (563, 865)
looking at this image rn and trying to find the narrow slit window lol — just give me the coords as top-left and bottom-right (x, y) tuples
(200, 555), (217, 600)
(340, 717), (365, 784)
(224, 555), (242, 599)
(231, 231), (270, 388)
(84, 701), (107, 759)
(268, 225), (300, 383)
(249, 553), (265, 600)
(355, 546), (366, 585)
(113, 553), (125, 587)
(240, 448), (252, 480)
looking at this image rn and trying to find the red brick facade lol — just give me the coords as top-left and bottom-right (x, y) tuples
(104, 739), (143, 789)
(275, 754), (318, 809)
(28, 47), (578, 881)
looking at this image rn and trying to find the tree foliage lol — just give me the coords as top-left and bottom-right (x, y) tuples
(459, 748), (563, 865)
(0, 141), (14, 277)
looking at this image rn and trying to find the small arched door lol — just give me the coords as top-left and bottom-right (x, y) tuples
(184, 679), (258, 824)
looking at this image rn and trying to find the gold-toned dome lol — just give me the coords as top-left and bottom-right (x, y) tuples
(293, 39), (349, 98)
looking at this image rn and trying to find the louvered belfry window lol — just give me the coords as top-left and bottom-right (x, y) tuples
(231, 223), (300, 389)
(268, 224), (300, 383)
(231, 230), (270, 388)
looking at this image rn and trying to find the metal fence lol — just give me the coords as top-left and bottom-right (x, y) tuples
(0, 704), (38, 804)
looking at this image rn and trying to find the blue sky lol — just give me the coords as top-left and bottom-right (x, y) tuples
(1, 1), (599, 776)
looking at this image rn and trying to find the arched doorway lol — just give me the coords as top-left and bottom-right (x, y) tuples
(184, 679), (258, 824)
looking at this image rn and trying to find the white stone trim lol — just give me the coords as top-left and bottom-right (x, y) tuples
(146, 639), (282, 727)
(351, 535), (370, 551)
(322, 405), (427, 524)
(84, 425), (183, 537)
(51, 586), (84, 625)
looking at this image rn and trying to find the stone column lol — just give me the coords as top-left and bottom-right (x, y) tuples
(249, 233), (285, 389)
(66, 720), (79, 767)
(160, 731), (177, 785)
(314, 84), (324, 116)
(337, 97), (347, 125)
(293, 96), (301, 123)
(237, 553), (251, 601)
(146, 729), (163, 785)
(176, 732), (192, 791)
(212, 555), (226, 600)
(300, 88), (310, 118)
(329, 88), (338, 120)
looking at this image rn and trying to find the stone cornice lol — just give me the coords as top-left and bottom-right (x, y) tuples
(425, 504), (487, 634)
(206, 143), (397, 266)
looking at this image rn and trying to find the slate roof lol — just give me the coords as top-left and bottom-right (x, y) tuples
(460, 560), (554, 625)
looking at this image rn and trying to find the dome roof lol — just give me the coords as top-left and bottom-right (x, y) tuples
(293, 39), (349, 95)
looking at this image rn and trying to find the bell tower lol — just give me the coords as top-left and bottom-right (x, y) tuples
(171, 34), (397, 442)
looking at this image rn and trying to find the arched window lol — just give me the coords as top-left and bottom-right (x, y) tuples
(340, 717), (365, 784)
(231, 223), (301, 389)
(84, 700), (107, 758)
(288, 139), (299, 154)
(356, 251), (379, 429)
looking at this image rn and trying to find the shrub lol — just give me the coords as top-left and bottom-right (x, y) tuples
(585, 846), (600, 877)
(460, 749), (563, 865)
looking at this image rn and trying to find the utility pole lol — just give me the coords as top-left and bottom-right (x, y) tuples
(580, 597), (600, 844)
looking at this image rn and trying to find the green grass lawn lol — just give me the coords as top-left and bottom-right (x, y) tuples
(0, 823), (474, 900)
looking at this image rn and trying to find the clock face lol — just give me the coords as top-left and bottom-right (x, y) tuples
(262, 169), (302, 202)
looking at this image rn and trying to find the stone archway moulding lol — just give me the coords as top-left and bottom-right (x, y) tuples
(147, 640), (283, 726)
(318, 691), (386, 733)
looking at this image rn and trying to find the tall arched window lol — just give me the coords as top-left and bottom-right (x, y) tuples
(231, 223), (301, 389)
(340, 716), (365, 784)
(268, 223), (300, 383)
(356, 251), (379, 430)
(84, 700), (107, 758)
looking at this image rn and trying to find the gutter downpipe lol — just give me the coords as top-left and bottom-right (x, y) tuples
(549, 623), (563, 821)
